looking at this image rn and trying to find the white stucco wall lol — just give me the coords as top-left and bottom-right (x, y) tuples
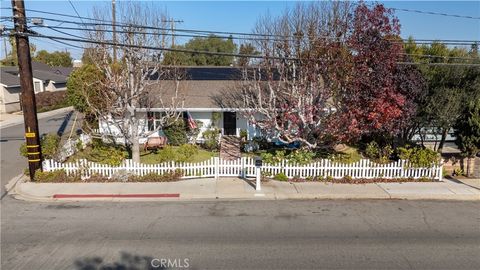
(98, 110), (266, 145)
(0, 85), (22, 113)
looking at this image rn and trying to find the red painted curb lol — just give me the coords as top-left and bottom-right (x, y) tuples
(53, 194), (180, 199)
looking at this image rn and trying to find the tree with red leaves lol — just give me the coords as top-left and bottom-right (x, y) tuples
(334, 2), (411, 142)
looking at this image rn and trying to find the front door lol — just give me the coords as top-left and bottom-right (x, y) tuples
(223, 112), (236, 135)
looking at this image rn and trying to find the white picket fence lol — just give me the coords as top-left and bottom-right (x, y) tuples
(43, 157), (443, 181)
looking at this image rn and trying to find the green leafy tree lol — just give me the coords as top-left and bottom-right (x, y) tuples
(34, 50), (73, 67)
(237, 43), (258, 66)
(454, 87), (480, 177)
(1, 37), (36, 66)
(163, 35), (237, 66)
(66, 64), (105, 116)
(404, 40), (480, 152)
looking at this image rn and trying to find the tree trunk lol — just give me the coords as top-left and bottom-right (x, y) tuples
(131, 121), (141, 163)
(437, 128), (448, 153)
(466, 157), (471, 177)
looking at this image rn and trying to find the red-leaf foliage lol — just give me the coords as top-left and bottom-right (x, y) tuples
(333, 3), (414, 142)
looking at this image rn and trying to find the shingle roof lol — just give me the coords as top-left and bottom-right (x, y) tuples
(0, 63), (69, 85)
(0, 68), (20, 87)
(145, 80), (238, 109)
(32, 70), (67, 83)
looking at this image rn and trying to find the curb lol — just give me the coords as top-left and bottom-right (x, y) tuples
(53, 193), (180, 199)
(11, 183), (480, 203)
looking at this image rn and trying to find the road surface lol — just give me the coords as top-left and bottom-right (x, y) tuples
(0, 109), (75, 197)
(1, 198), (479, 270)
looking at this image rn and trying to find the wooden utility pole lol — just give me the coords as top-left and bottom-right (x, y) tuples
(162, 18), (183, 47)
(112, 0), (116, 63)
(11, 0), (42, 179)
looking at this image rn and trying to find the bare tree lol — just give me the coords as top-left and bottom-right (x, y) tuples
(218, 1), (353, 149)
(84, 2), (184, 162)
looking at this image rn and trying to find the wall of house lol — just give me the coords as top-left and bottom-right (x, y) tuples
(33, 78), (45, 94)
(98, 110), (266, 145)
(45, 81), (67, 92)
(0, 85), (21, 113)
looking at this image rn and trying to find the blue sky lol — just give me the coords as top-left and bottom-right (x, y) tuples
(1, 0), (479, 60)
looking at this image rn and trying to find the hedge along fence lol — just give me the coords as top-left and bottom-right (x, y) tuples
(43, 157), (443, 181)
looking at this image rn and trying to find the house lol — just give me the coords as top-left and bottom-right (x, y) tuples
(0, 62), (72, 113)
(99, 67), (264, 144)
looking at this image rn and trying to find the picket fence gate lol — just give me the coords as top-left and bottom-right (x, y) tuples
(43, 157), (443, 181)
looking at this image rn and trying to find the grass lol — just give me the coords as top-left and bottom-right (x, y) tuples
(331, 146), (362, 164)
(140, 146), (217, 164)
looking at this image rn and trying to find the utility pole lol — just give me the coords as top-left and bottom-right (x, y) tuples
(162, 18), (183, 47)
(3, 37), (7, 59)
(11, 0), (42, 180)
(112, 0), (116, 63)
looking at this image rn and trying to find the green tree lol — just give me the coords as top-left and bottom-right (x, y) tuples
(1, 37), (36, 66)
(454, 80), (480, 177)
(237, 43), (258, 66)
(163, 35), (237, 66)
(34, 50), (73, 67)
(404, 39), (480, 152)
(66, 64), (105, 115)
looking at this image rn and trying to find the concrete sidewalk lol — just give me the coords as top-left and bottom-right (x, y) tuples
(0, 106), (73, 129)
(8, 176), (480, 202)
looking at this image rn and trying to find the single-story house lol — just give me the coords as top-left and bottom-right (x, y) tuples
(0, 62), (71, 113)
(99, 67), (264, 144)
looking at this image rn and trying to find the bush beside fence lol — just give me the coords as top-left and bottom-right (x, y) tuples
(43, 157), (443, 181)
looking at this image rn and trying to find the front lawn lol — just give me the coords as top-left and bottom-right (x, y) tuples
(67, 140), (217, 165)
(140, 146), (217, 164)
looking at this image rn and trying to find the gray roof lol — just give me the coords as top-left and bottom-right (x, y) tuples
(32, 70), (68, 83)
(0, 62), (69, 86)
(0, 68), (20, 87)
(146, 80), (237, 109)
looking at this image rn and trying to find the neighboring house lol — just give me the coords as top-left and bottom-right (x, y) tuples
(0, 62), (72, 113)
(0, 68), (21, 113)
(99, 67), (264, 144)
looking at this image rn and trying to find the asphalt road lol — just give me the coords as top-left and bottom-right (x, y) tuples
(0, 110), (75, 196)
(1, 198), (479, 270)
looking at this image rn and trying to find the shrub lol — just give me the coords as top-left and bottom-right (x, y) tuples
(274, 172), (288, 181)
(240, 129), (248, 140)
(20, 133), (60, 159)
(286, 149), (315, 165)
(365, 141), (393, 163)
(176, 144), (199, 162)
(34, 169), (80, 182)
(163, 120), (188, 146)
(128, 169), (183, 182)
(397, 146), (440, 168)
(35, 91), (68, 112)
(343, 175), (353, 183)
(202, 128), (219, 150)
(326, 175), (334, 182)
(261, 150), (286, 164)
(88, 141), (127, 166)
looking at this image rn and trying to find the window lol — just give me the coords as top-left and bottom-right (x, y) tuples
(147, 112), (164, 131)
(34, 81), (41, 92)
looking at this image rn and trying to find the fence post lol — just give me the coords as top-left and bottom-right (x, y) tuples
(256, 166), (261, 191)
(214, 157), (219, 179)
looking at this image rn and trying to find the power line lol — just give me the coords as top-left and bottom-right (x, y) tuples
(21, 25), (480, 62)
(67, 0), (85, 24)
(10, 32), (296, 60)
(6, 32), (480, 67)
(3, 12), (478, 46)
(28, 24), (480, 46)
(389, 7), (480, 20)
